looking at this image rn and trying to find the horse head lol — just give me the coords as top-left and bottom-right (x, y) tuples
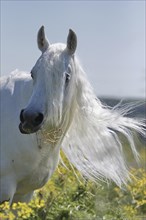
(19, 26), (77, 134)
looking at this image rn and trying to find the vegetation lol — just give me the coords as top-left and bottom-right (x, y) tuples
(0, 145), (146, 220)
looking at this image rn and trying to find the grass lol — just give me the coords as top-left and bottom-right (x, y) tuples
(0, 139), (146, 220)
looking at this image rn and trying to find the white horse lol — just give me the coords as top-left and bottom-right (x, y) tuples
(0, 26), (145, 205)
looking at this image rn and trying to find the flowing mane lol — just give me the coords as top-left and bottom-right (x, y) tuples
(62, 59), (145, 186)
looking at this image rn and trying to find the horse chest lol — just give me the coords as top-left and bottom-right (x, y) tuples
(16, 146), (60, 194)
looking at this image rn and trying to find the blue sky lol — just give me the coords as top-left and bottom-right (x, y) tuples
(1, 1), (145, 98)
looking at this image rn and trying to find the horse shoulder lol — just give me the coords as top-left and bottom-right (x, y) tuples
(0, 71), (34, 175)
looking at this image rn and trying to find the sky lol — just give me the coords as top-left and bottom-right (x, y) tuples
(1, 1), (145, 98)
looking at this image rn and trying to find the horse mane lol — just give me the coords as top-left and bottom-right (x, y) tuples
(62, 58), (145, 187)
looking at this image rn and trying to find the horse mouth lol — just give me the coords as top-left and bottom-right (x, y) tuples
(19, 122), (41, 134)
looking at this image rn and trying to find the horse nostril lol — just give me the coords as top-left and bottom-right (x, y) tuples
(34, 113), (44, 126)
(20, 109), (44, 128)
(20, 109), (25, 123)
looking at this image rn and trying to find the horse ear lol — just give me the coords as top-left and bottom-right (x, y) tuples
(37, 26), (49, 53)
(67, 29), (77, 55)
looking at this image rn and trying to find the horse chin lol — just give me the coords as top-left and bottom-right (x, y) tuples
(19, 123), (41, 134)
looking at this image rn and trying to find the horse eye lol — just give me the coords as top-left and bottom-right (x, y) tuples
(65, 72), (71, 84)
(65, 65), (71, 84)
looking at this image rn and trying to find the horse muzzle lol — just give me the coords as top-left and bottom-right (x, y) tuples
(19, 109), (44, 134)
